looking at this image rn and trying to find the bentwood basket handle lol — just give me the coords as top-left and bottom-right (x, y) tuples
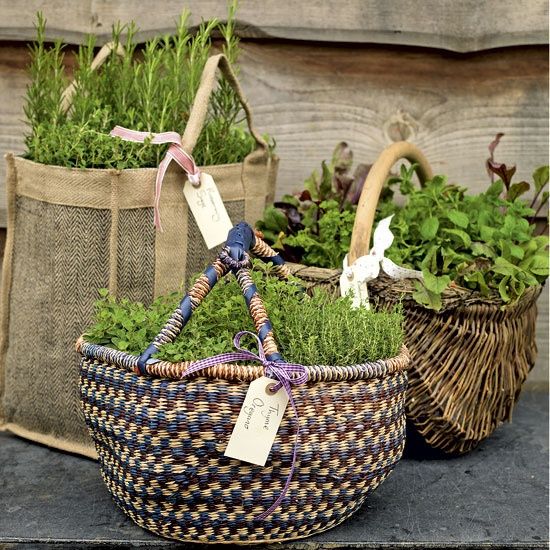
(60, 41), (126, 113)
(181, 53), (268, 154)
(348, 141), (433, 264)
(137, 223), (291, 372)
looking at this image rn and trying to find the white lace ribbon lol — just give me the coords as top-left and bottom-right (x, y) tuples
(340, 215), (423, 308)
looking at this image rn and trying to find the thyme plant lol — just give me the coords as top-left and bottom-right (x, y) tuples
(85, 262), (404, 365)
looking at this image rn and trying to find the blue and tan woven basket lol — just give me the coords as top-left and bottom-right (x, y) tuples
(77, 222), (410, 544)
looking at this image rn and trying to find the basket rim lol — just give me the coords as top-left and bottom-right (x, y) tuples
(76, 338), (410, 383)
(287, 262), (544, 312)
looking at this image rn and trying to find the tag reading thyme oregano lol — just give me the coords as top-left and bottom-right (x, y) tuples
(183, 172), (233, 249)
(224, 376), (289, 466)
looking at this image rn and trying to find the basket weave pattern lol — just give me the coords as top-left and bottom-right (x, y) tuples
(79, 352), (408, 542)
(284, 142), (543, 455)
(369, 277), (541, 454)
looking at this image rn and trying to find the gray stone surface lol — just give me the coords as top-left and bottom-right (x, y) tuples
(0, 391), (548, 549)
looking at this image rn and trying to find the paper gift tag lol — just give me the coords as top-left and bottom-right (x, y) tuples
(183, 172), (233, 249)
(224, 376), (289, 466)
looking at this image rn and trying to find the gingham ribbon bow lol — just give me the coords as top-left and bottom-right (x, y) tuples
(110, 126), (201, 231)
(181, 331), (308, 520)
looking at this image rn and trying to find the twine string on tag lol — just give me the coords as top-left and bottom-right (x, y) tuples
(181, 330), (308, 520)
(110, 126), (201, 231)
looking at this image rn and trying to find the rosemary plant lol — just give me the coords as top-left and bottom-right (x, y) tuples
(24, 4), (263, 169)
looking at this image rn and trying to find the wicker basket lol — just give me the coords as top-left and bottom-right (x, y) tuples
(287, 141), (543, 455)
(77, 223), (410, 544)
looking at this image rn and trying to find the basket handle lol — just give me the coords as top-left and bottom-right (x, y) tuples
(181, 53), (268, 154)
(136, 223), (290, 373)
(348, 141), (433, 264)
(60, 41), (126, 113)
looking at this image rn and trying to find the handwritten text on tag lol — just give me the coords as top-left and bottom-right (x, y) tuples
(183, 172), (233, 249)
(224, 376), (289, 466)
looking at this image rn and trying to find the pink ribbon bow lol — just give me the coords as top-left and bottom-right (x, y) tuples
(110, 126), (201, 231)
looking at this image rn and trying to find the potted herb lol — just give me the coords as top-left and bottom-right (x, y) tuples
(257, 137), (548, 455)
(77, 227), (409, 542)
(0, 4), (277, 459)
(85, 261), (404, 367)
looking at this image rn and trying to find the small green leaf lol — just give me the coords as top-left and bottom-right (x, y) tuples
(422, 270), (451, 294)
(412, 281), (443, 311)
(262, 206), (288, 233)
(486, 180), (504, 198)
(506, 181), (530, 201)
(304, 171), (320, 200)
(420, 217), (439, 240)
(509, 244), (525, 260)
(471, 242), (495, 258)
(319, 161), (333, 199)
(442, 228), (471, 247)
(492, 256), (519, 277)
(529, 254), (549, 277)
(533, 165), (549, 193)
(280, 194), (300, 207)
(447, 209), (469, 228)
(498, 276), (511, 302)
(464, 271), (490, 296)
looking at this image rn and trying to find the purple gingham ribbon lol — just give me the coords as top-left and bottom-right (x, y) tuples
(180, 331), (308, 520)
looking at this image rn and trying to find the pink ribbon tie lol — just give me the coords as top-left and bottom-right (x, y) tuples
(110, 126), (201, 231)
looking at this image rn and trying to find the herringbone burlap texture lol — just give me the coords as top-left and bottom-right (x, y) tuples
(0, 154), (273, 458)
(0, 55), (277, 458)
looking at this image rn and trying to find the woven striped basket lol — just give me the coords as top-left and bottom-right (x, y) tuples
(77, 222), (409, 544)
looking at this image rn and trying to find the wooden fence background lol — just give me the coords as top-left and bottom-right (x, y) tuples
(0, 0), (548, 384)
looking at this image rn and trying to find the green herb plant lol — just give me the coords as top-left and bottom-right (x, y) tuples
(256, 142), (371, 267)
(85, 261), (404, 365)
(376, 137), (549, 309)
(24, 4), (269, 169)
(257, 136), (548, 310)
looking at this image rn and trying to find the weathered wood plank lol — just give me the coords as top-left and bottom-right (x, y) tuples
(236, 43), (548, 200)
(0, 0), (547, 52)
(0, 43), (548, 226)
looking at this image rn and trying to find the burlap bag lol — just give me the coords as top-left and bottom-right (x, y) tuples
(0, 51), (277, 458)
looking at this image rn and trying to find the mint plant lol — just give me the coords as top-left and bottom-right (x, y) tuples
(376, 138), (548, 309)
(258, 136), (548, 310)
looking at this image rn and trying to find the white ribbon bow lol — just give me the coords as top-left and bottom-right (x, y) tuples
(340, 215), (423, 308)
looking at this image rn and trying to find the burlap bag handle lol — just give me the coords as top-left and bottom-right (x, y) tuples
(348, 141), (434, 264)
(60, 41), (126, 113)
(181, 53), (268, 153)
